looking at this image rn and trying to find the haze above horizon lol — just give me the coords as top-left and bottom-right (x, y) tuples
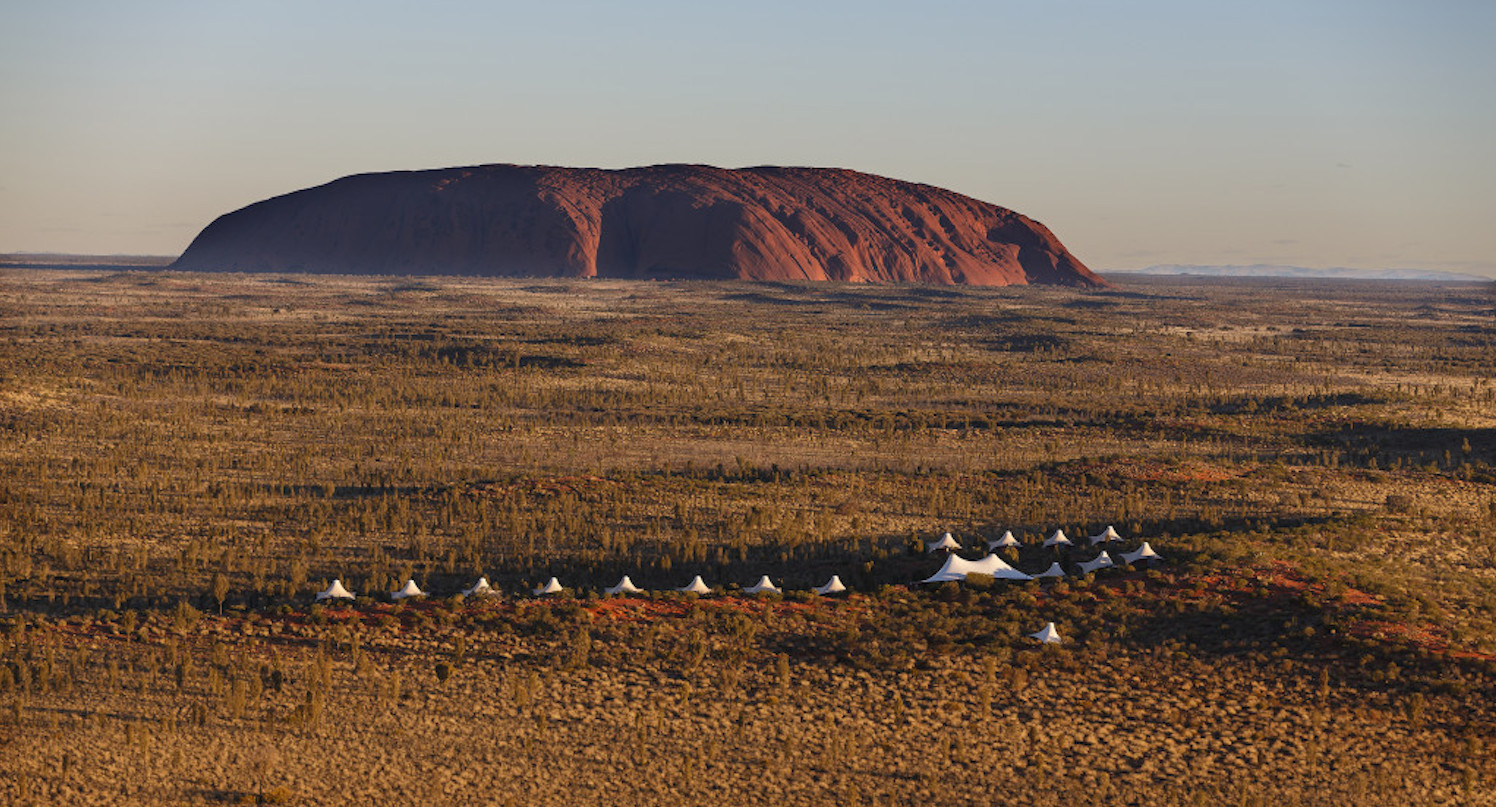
(2, 1), (1492, 278)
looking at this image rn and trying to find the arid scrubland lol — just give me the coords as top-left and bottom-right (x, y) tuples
(1, 270), (1494, 804)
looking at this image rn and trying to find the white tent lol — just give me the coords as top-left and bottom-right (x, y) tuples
(391, 579), (425, 600)
(923, 554), (1033, 584)
(813, 575), (847, 595)
(315, 579), (355, 601)
(461, 577), (494, 596)
(1036, 562), (1066, 579)
(1043, 529), (1071, 548)
(533, 577), (563, 595)
(677, 575), (711, 595)
(987, 531), (1021, 551)
(1077, 552), (1116, 574)
(927, 532), (961, 553)
(1089, 525), (1122, 545)
(1029, 622), (1063, 644)
(605, 575), (644, 595)
(743, 575), (780, 594)
(1120, 542), (1162, 565)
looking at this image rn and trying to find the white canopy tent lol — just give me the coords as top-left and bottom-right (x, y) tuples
(813, 575), (847, 595)
(987, 531), (1021, 551)
(923, 554), (1033, 584)
(1036, 562), (1066, 579)
(315, 579), (355, 601)
(1120, 542), (1162, 565)
(533, 577), (563, 595)
(927, 532), (962, 553)
(1077, 553), (1116, 574)
(461, 577), (494, 597)
(743, 575), (781, 594)
(677, 575), (712, 595)
(1043, 529), (1072, 548)
(1029, 622), (1063, 644)
(391, 579), (425, 600)
(605, 575), (644, 595)
(1089, 525), (1122, 545)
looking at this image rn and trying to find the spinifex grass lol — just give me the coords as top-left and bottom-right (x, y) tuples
(0, 270), (1493, 803)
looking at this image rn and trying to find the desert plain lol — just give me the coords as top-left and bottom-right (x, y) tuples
(0, 270), (1494, 804)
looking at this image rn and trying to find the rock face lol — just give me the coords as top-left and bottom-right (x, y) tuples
(172, 164), (1104, 287)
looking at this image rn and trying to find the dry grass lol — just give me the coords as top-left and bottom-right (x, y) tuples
(2, 581), (1493, 805)
(0, 269), (1494, 804)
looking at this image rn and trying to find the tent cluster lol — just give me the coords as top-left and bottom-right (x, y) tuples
(921, 526), (1162, 585)
(314, 573), (851, 602)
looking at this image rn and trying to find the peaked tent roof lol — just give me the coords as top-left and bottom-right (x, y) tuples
(927, 532), (961, 553)
(922, 555), (966, 584)
(461, 577), (494, 596)
(813, 575), (848, 595)
(1036, 562), (1067, 578)
(533, 577), (563, 595)
(315, 579), (355, 601)
(391, 579), (425, 599)
(973, 553), (1033, 581)
(605, 575), (644, 595)
(923, 553), (1033, 584)
(1089, 525), (1123, 545)
(1120, 542), (1162, 564)
(677, 575), (711, 595)
(1044, 529), (1072, 548)
(1077, 552), (1116, 574)
(1029, 622), (1063, 643)
(988, 530), (1021, 550)
(744, 575), (780, 594)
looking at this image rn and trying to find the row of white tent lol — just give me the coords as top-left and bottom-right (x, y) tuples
(314, 573), (851, 602)
(926, 526), (1124, 554)
(598, 573), (848, 597)
(315, 576), (1070, 644)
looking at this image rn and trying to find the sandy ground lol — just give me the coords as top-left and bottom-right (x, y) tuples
(3, 612), (1491, 806)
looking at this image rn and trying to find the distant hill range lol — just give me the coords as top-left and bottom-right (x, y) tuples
(0, 253), (174, 271)
(1108, 264), (1488, 282)
(169, 164), (1106, 287)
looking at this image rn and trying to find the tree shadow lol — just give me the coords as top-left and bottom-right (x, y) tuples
(1310, 423), (1496, 467)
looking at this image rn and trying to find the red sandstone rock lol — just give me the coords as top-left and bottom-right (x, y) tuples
(172, 164), (1105, 287)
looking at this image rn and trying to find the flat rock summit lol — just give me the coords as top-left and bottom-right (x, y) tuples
(172, 164), (1104, 287)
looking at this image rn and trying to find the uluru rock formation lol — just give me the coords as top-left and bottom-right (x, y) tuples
(172, 164), (1104, 287)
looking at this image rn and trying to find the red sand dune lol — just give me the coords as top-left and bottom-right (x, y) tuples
(171, 164), (1105, 287)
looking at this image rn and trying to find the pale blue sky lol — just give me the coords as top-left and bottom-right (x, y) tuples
(2, 0), (1492, 275)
